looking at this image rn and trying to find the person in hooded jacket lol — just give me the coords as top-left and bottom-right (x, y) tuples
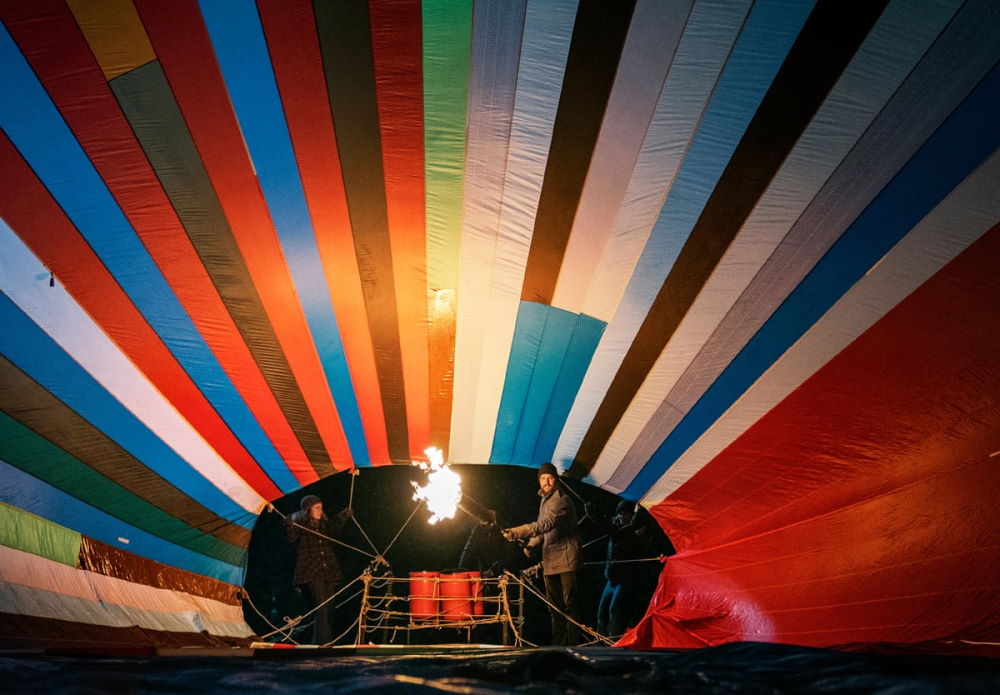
(285, 494), (352, 645)
(503, 463), (581, 645)
(595, 499), (647, 638)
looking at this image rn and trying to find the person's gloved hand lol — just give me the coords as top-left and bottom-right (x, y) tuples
(339, 507), (354, 521)
(503, 524), (531, 540)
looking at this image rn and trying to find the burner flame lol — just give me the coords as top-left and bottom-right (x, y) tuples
(410, 447), (461, 525)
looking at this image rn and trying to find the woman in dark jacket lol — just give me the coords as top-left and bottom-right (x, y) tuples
(285, 494), (352, 644)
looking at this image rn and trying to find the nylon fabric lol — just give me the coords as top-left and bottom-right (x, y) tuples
(550, 0), (691, 315)
(0, 13), (284, 500)
(519, 0), (637, 306)
(0, 219), (267, 513)
(573, 0), (875, 479)
(0, 546), (251, 637)
(134, 0), (352, 472)
(369, 0), (431, 462)
(552, 0), (754, 470)
(0, 462), (246, 585)
(199, 0), (371, 467)
(625, 223), (1000, 649)
(641, 147), (1000, 506)
(79, 537), (241, 606)
(454, 0), (578, 463)
(491, 304), (606, 467)
(627, 61), (1000, 499)
(64, 0), (155, 80)
(593, 0), (963, 488)
(450, 0), (527, 462)
(0, 406), (248, 563)
(110, 61), (322, 485)
(612, 0), (1000, 491)
(0, 503), (80, 568)
(423, 0), (472, 453)
(311, 0), (409, 464)
(256, 0), (389, 467)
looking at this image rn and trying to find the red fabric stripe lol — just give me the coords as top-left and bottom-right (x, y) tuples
(368, 0), (431, 460)
(133, 0), (352, 471)
(257, 0), (391, 466)
(0, 131), (274, 499)
(2, 0), (309, 493)
(631, 223), (1000, 650)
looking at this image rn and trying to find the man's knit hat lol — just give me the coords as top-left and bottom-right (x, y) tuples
(300, 494), (322, 511)
(537, 462), (558, 480)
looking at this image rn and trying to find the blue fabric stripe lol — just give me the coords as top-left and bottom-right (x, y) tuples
(616, 0), (815, 343)
(0, 23), (298, 493)
(490, 302), (549, 463)
(491, 303), (606, 466)
(0, 293), (256, 529)
(511, 308), (579, 465)
(624, 63), (1000, 499)
(0, 460), (245, 585)
(197, 0), (370, 466)
(534, 313), (606, 463)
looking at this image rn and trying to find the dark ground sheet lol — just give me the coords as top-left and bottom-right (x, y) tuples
(1, 643), (999, 694)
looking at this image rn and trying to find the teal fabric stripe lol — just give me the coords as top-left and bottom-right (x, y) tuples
(492, 302), (605, 465)
(511, 308), (580, 464)
(534, 313), (606, 463)
(490, 302), (548, 463)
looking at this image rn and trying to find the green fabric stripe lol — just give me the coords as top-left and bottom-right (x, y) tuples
(0, 413), (247, 565)
(423, 0), (472, 292)
(0, 502), (80, 567)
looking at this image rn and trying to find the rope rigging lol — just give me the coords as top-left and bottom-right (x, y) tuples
(254, 468), (660, 648)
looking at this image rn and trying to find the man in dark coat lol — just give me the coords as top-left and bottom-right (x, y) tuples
(285, 494), (352, 645)
(504, 462), (581, 645)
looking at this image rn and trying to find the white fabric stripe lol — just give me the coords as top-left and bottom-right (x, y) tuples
(0, 222), (265, 513)
(451, 0), (526, 461)
(642, 148), (1000, 505)
(552, 0), (752, 469)
(0, 545), (251, 638)
(452, 0), (578, 463)
(550, 0), (691, 314)
(589, 0), (962, 488)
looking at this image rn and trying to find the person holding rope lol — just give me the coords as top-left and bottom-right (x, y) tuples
(285, 494), (353, 645)
(595, 499), (647, 638)
(503, 462), (582, 646)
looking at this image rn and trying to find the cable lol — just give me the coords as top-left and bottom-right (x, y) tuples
(582, 556), (666, 567)
(504, 571), (615, 646)
(379, 500), (422, 558)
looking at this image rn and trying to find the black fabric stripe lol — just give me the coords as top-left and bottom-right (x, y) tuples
(0, 354), (250, 553)
(312, 0), (410, 462)
(520, 0), (638, 305)
(569, 0), (891, 478)
(110, 60), (332, 477)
